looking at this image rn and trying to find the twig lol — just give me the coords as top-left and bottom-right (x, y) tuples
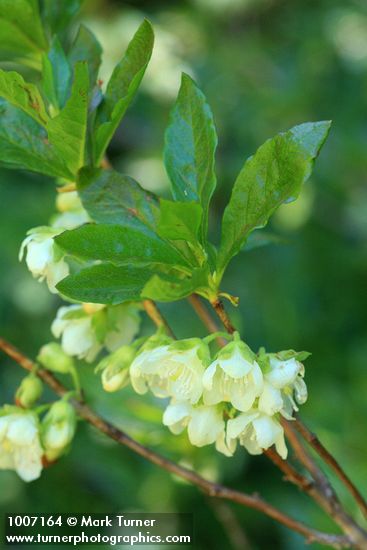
(188, 295), (227, 346)
(142, 299), (175, 338)
(282, 420), (367, 547)
(0, 337), (351, 549)
(210, 298), (236, 334)
(294, 417), (367, 519)
(264, 448), (313, 490)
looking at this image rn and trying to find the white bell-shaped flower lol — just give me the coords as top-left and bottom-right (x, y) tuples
(0, 408), (43, 482)
(227, 410), (287, 459)
(19, 227), (69, 293)
(51, 302), (141, 363)
(258, 355), (307, 419)
(203, 338), (263, 412)
(163, 400), (234, 456)
(51, 304), (103, 362)
(130, 338), (208, 404)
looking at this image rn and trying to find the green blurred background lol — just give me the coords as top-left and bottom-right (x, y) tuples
(1, 0), (367, 548)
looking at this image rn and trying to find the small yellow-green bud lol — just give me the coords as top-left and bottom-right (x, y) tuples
(37, 342), (74, 374)
(15, 375), (43, 408)
(97, 345), (136, 392)
(41, 401), (76, 462)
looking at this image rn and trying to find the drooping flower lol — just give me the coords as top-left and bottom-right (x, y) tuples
(41, 401), (76, 462)
(258, 352), (308, 419)
(0, 407), (43, 481)
(227, 410), (287, 459)
(203, 337), (263, 412)
(163, 400), (235, 456)
(19, 227), (69, 293)
(51, 302), (141, 363)
(130, 337), (209, 404)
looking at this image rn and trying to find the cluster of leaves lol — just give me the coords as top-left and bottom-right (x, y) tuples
(0, 0), (331, 306)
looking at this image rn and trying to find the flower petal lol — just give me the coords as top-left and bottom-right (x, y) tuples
(227, 411), (258, 440)
(267, 358), (300, 388)
(188, 406), (224, 447)
(252, 415), (283, 449)
(258, 382), (283, 416)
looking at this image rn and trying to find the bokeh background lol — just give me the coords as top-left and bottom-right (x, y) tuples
(1, 0), (367, 548)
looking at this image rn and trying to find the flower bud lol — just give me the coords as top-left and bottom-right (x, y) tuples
(41, 401), (76, 462)
(37, 343), (75, 374)
(15, 375), (43, 408)
(97, 345), (136, 392)
(55, 191), (83, 213)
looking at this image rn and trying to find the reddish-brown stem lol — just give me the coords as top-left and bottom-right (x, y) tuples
(188, 295), (227, 346)
(210, 298), (236, 334)
(294, 417), (367, 519)
(142, 299), (175, 338)
(0, 337), (351, 549)
(282, 420), (367, 547)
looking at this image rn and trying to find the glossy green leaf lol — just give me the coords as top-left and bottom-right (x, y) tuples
(0, 69), (49, 126)
(55, 223), (191, 269)
(164, 73), (217, 242)
(78, 167), (160, 231)
(0, 99), (71, 178)
(94, 19), (154, 163)
(158, 199), (203, 243)
(142, 268), (209, 302)
(68, 24), (102, 87)
(46, 62), (89, 176)
(0, 0), (47, 62)
(42, 37), (72, 110)
(217, 121), (331, 274)
(40, 0), (82, 35)
(57, 264), (153, 305)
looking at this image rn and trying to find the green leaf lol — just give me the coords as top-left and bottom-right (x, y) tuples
(68, 24), (102, 87)
(0, 69), (49, 125)
(40, 0), (82, 35)
(42, 37), (72, 110)
(78, 167), (160, 232)
(94, 19), (154, 164)
(158, 199), (203, 243)
(46, 62), (89, 176)
(0, 0), (47, 63)
(56, 264), (153, 305)
(0, 99), (71, 178)
(217, 121), (331, 274)
(142, 268), (209, 303)
(55, 223), (191, 269)
(164, 73), (217, 243)
(242, 231), (286, 252)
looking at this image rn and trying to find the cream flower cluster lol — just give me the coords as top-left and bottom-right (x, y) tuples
(126, 334), (308, 459)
